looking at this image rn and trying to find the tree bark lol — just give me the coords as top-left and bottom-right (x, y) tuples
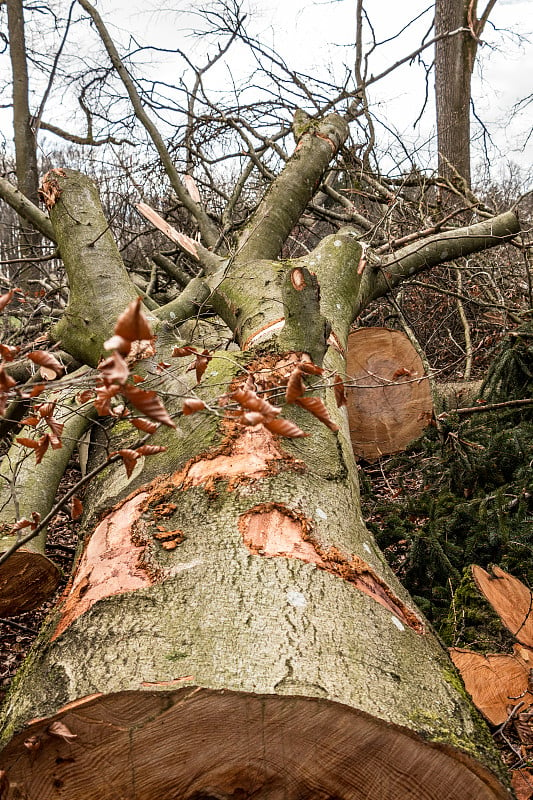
(0, 159), (513, 798)
(435, 0), (474, 186)
(6, 0), (42, 282)
(434, 0), (496, 188)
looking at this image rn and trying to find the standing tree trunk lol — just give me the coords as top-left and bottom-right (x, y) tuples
(6, 0), (41, 285)
(0, 115), (519, 796)
(435, 0), (497, 189)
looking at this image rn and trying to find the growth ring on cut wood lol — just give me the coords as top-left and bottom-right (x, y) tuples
(0, 688), (509, 799)
(0, 549), (60, 616)
(346, 327), (433, 461)
(450, 645), (533, 726)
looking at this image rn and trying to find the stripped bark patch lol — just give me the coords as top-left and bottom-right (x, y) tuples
(176, 425), (292, 491)
(240, 505), (321, 563)
(242, 318), (285, 350)
(52, 493), (153, 640)
(239, 503), (423, 633)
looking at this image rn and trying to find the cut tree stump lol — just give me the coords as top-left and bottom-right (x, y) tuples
(346, 327), (433, 461)
(0, 688), (510, 799)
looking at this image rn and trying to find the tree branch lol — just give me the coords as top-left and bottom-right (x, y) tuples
(235, 112), (348, 262)
(39, 120), (134, 147)
(0, 176), (56, 242)
(47, 168), (140, 365)
(355, 210), (520, 315)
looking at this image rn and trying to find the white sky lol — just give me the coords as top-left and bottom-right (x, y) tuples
(1, 0), (532, 185)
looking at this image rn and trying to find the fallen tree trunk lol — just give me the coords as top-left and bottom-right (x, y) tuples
(0, 152), (516, 796)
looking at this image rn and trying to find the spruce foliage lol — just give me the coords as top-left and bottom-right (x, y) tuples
(362, 324), (533, 647)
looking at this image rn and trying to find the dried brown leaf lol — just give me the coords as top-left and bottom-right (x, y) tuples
(0, 366), (16, 391)
(71, 497), (83, 520)
(98, 352), (130, 385)
(10, 517), (33, 532)
(263, 417), (308, 438)
(136, 444), (167, 456)
(192, 350), (210, 383)
(392, 367), (412, 380)
(27, 350), (63, 376)
(48, 432), (62, 450)
(298, 361), (324, 376)
(333, 374), (347, 407)
(0, 343), (20, 361)
(76, 389), (95, 405)
(130, 417), (159, 433)
(114, 297), (153, 342)
(122, 384), (175, 428)
(296, 396), (339, 431)
(16, 434), (51, 463)
(39, 169), (65, 209)
(115, 448), (139, 478)
(104, 334), (131, 355)
(94, 385), (121, 415)
(16, 436), (40, 450)
(38, 401), (56, 418)
(285, 369), (304, 403)
(172, 346), (197, 358)
(0, 290), (15, 312)
(20, 415), (39, 427)
(45, 416), (64, 439)
(231, 388), (281, 419)
(182, 398), (207, 416)
(241, 411), (266, 426)
(48, 720), (77, 743)
(195, 357), (208, 383)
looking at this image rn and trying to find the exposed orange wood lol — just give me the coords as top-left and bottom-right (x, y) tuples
(450, 646), (533, 725)
(346, 327), (433, 460)
(52, 493), (152, 639)
(473, 565), (533, 647)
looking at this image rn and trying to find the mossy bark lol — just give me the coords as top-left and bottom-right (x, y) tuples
(48, 169), (140, 366)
